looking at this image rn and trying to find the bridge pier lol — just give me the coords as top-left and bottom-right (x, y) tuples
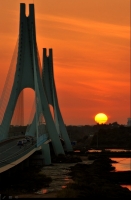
(41, 143), (51, 165)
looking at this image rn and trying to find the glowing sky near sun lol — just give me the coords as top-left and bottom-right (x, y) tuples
(0, 0), (130, 125)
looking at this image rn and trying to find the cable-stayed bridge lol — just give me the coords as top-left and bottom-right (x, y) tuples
(0, 3), (73, 174)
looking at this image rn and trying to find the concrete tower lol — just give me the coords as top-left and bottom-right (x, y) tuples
(42, 48), (73, 152)
(0, 4), (65, 157)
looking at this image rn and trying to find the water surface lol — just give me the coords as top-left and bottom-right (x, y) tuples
(36, 153), (131, 195)
(111, 157), (131, 191)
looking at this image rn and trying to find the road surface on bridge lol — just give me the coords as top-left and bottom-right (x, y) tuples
(0, 136), (35, 168)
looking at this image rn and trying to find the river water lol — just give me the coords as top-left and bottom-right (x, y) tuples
(88, 149), (131, 191)
(35, 156), (93, 195)
(35, 162), (76, 195)
(35, 152), (131, 195)
(111, 157), (131, 191)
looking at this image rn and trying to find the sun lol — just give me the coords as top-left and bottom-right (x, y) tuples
(94, 113), (108, 124)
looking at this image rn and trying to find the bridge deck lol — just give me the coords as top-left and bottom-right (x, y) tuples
(0, 136), (38, 173)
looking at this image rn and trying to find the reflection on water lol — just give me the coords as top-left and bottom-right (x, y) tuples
(64, 177), (70, 181)
(88, 149), (101, 152)
(88, 149), (131, 153)
(74, 150), (80, 152)
(61, 186), (67, 189)
(36, 163), (76, 195)
(42, 189), (48, 194)
(111, 157), (131, 191)
(106, 149), (131, 152)
(111, 158), (131, 171)
(121, 185), (131, 191)
(36, 154), (131, 195)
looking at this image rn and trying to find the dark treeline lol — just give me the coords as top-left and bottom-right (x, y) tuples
(66, 123), (131, 150)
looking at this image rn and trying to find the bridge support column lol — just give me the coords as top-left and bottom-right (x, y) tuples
(41, 143), (51, 165)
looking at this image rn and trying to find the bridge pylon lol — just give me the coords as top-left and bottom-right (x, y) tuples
(42, 48), (73, 152)
(0, 3), (65, 158)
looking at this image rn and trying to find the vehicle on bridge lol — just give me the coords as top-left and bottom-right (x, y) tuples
(17, 140), (23, 146)
(25, 136), (31, 142)
(22, 139), (27, 144)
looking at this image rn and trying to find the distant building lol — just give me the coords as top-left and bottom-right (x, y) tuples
(127, 118), (131, 126)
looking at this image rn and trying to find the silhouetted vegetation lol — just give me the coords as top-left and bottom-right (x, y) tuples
(90, 126), (131, 149)
(66, 124), (131, 150)
(56, 155), (131, 198)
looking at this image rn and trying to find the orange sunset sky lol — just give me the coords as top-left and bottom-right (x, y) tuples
(0, 0), (130, 126)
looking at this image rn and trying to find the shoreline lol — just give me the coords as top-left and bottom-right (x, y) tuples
(55, 155), (131, 198)
(1, 154), (131, 198)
